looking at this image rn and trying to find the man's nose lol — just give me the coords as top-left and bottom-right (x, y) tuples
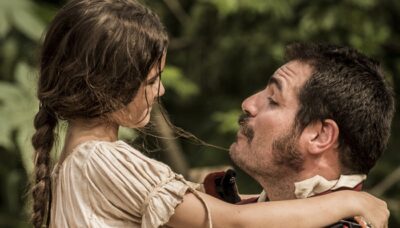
(241, 93), (258, 117)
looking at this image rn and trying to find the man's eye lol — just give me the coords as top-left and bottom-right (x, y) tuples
(268, 97), (278, 106)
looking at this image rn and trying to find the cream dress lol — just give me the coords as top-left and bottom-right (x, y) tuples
(50, 140), (208, 228)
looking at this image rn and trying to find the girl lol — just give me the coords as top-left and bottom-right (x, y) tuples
(31, 0), (388, 227)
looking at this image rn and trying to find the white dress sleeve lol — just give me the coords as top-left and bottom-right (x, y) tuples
(83, 140), (199, 227)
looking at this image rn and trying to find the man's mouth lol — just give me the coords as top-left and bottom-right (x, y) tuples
(241, 125), (254, 143)
(238, 113), (254, 143)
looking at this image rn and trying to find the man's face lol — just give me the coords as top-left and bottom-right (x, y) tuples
(230, 60), (313, 181)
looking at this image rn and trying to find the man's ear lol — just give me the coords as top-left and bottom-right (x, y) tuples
(301, 119), (339, 155)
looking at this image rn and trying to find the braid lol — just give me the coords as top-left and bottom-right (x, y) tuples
(31, 106), (57, 228)
(30, 0), (169, 225)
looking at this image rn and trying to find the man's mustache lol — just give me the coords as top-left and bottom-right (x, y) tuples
(238, 113), (254, 142)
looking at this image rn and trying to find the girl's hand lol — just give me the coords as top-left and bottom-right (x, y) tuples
(348, 191), (389, 228)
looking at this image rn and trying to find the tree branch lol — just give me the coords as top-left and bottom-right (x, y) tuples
(370, 166), (400, 196)
(163, 0), (189, 26)
(153, 104), (189, 177)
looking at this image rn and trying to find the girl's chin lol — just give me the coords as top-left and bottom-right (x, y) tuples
(129, 113), (151, 128)
(136, 119), (150, 128)
(121, 121), (148, 129)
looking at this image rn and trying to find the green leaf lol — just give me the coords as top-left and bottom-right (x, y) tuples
(15, 62), (37, 95)
(0, 82), (20, 149)
(349, 0), (377, 8)
(320, 9), (336, 30)
(5, 170), (22, 213)
(1, 38), (18, 80)
(0, 80), (37, 152)
(51, 121), (68, 161)
(11, 9), (45, 41)
(271, 44), (285, 61)
(16, 125), (34, 174)
(203, 0), (240, 16)
(212, 109), (242, 133)
(0, 62), (39, 162)
(0, 9), (10, 38)
(0, 82), (23, 100)
(0, 0), (31, 10)
(118, 126), (137, 141)
(162, 66), (199, 100)
(0, 119), (13, 149)
(298, 8), (319, 38)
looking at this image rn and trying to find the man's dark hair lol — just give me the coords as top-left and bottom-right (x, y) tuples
(285, 42), (395, 174)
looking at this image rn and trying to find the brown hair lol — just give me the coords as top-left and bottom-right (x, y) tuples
(31, 0), (168, 227)
(285, 43), (395, 174)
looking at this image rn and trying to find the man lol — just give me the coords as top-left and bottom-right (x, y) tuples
(205, 42), (395, 227)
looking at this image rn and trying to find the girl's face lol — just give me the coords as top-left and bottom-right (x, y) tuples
(112, 54), (166, 128)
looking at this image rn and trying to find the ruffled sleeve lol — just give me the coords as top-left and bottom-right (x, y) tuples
(82, 140), (199, 227)
(141, 174), (192, 228)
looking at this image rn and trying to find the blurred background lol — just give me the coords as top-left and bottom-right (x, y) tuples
(0, 0), (399, 227)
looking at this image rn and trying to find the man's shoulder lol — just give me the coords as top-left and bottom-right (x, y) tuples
(203, 170), (370, 228)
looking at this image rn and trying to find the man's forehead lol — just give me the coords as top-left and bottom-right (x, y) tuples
(270, 61), (312, 87)
(273, 62), (296, 78)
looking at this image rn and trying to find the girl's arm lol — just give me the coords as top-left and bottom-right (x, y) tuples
(239, 194), (259, 200)
(167, 190), (388, 228)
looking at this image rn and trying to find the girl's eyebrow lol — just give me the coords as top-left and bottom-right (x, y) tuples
(147, 68), (164, 82)
(148, 75), (159, 81)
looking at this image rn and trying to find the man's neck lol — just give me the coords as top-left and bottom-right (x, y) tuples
(260, 173), (365, 201)
(258, 176), (297, 201)
(256, 160), (342, 201)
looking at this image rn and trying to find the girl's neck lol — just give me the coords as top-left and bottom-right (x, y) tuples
(59, 118), (119, 163)
(67, 118), (119, 142)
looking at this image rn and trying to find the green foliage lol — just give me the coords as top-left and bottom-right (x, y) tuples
(0, 0), (45, 41)
(204, 0), (298, 18)
(212, 109), (241, 133)
(163, 0), (400, 225)
(1, 0), (400, 226)
(202, 0), (240, 16)
(0, 0), (48, 225)
(0, 62), (38, 174)
(162, 66), (199, 101)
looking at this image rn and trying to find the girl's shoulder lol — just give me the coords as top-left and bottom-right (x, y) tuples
(69, 140), (166, 169)
(65, 139), (174, 179)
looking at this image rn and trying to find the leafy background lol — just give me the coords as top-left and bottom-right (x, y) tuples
(0, 0), (399, 227)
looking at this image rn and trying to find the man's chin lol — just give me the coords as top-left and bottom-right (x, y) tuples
(229, 141), (239, 155)
(229, 143), (243, 165)
(229, 146), (254, 178)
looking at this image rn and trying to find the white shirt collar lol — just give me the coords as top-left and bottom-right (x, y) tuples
(257, 174), (366, 201)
